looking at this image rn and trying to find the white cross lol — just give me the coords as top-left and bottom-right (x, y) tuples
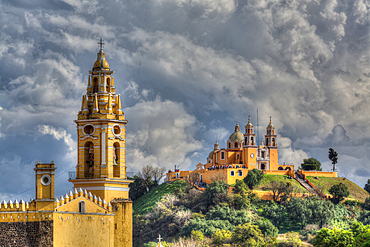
(157, 234), (162, 243)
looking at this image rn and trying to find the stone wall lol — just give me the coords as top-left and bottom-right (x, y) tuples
(0, 221), (53, 247)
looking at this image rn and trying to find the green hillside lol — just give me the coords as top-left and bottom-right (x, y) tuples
(133, 180), (188, 216)
(307, 176), (369, 202)
(255, 175), (307, 193)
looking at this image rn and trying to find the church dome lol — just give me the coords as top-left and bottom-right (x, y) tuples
(93, 59), (110, 70)
(93, 48), (110, 71)
(228, 131), (244, 142)
(208, 150), (215, 159)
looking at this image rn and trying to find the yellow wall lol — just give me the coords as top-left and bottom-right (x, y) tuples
(53, 212), (114, 247)
(301, 171), (337, 177)
(112, 199), (133, 247)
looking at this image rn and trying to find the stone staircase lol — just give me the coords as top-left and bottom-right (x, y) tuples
(294, 172), (322, 196)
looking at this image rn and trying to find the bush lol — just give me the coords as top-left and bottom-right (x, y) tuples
(231, 223), (264, 246)
(204, 181), (230, 207)
(280, 232), (303, 247)
(212, 229), (232, 245)
(244, 169), (264, 189)
(329, 183), (350, 204)
(313, 228), (354, 246)
(190, 230), (204, 242)
(255, 219), (279, 238)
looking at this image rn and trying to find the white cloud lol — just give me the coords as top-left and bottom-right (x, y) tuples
(125, 97), (202, 173)
(38, 125), (77, 163)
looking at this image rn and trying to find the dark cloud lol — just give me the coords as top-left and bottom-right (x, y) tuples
(0, 0), (369, 198)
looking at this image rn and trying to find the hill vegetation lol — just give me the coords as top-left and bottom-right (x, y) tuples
(132, 176), (370, 246)
(307, 176), (369, 202)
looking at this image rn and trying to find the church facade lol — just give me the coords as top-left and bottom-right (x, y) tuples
(0, 44), (133, 246)
(166, 118), (294, 185)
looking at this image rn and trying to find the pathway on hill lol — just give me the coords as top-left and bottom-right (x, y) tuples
(294, 174), (319, 196)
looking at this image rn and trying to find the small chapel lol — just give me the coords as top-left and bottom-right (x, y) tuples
(0, 41), (133, 246)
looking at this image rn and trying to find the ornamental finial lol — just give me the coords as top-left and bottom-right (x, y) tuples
(97, 38), (105, 50)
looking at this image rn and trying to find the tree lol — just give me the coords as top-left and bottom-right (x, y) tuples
(129, 175), (148, 200)
(329, 183), (349, 204)
(244, 169), (264, 189)
(231, 223), (264, 246)
(138, 165), (166, 191)
(300, 157), (322, 171)
(328, 148), (338, 172)
(152, 166), (166, 186)
(204, 181), (230, 207)
(269, 181), (294, 202)
(364, 179), (370, 194)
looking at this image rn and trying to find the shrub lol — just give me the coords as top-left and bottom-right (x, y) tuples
(329, 183), (350, 204)
(190, 230), (204, 242)
(255, 219), (278, 238)
(204, 181), (230, 207)
(212, 229), (232, 245)
(244, 169), (264, 189)
(231, 223), (264, 246)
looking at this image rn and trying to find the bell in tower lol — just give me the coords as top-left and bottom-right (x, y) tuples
(69, 39), (133, 203)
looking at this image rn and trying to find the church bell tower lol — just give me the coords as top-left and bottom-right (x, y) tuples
(69, 39), (132, 202)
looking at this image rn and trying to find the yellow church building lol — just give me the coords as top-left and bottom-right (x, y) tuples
(166, 117), (295, 185)
(0, 42), (133, 246)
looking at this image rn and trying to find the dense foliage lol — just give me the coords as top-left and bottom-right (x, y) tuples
(134, 177), (370, 246)
(300, 157), (322, 171)
(329, 182), (350, 204)
(244, 168), (264, 189)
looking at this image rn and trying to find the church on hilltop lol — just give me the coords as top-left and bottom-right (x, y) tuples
(166, 117), (295, 185)
(0, 41), (133, 246)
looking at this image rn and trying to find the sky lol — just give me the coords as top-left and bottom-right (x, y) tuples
(0, 0), (369, 200)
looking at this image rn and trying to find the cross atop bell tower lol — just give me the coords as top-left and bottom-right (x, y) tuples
(98, 38), (105, 50)
(70, 41), (132, 202)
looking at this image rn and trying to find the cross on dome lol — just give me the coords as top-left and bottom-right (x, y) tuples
(97, 38), (105, 50)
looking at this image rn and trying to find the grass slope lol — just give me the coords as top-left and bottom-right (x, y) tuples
(307, 176), (369, 202)
(255, 175), (307, 193)
(133, 180), (188, 216)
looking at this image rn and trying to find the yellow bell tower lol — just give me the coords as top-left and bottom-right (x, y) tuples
(69, 39), (133, 202)
(34, 161), (56, 210)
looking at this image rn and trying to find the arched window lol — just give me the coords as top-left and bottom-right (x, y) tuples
(236, 154), (239, 160)
(230, 171), (235, 176)
(228, 143), (231, 149)
(266, 138), (269, 146)
(93, 77), (99, 93)
(285, 167), (291, 170)
(79, 201), (85, 213)
(278, 166), (283, 170)
(221, 152), (225, 160)
(251, 137), (254, 145)
(113, 143), (120, 178)
(200, 174), (203, 182)
(261, 163), (266, 170)
(234, 142), (238, 148)
(85, 142), (94, 178)
(106, 77), (111, 92)
(238, 170), (243, 176)
(272, 138), (275, 146)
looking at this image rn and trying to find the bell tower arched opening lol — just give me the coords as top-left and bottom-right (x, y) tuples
(113, 142), (120, 178)
(85, 141), (94, 178)
(93, 77), (99, 93)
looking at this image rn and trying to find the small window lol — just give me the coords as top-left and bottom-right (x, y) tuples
(79, 201), (85, 213)
(238, 170), (243, 176)
(251, 137), (254, 144)
(234, 142), (238, 148)
(228, 143), (231, 149)
(221, 152), (225, 160)
(236, 154), (239, 160)
(230, 171), (235, 176)
(261, 151), (265, 158)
